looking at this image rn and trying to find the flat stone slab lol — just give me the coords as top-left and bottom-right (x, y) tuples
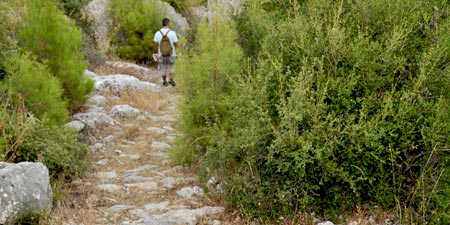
(151, 141), (171, 149)
(144, 201), (169, 212)
(143, 207), (225, 225)
(124, 182), (158, 191)
(146, 127), (167, 135)
(108, 205), (136, 211)
(125, 165), (157, 174)
(123, 175), (154, 184)
(176, 186), (204, 199)
(96, 184), (122, 192)
(96, 171), (118, 179)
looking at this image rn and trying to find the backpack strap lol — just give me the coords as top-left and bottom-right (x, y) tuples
(159, 29), (171, 37)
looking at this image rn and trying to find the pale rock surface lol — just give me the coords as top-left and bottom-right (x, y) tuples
(110, 105), (141, 118)
(0, 162), (53, 224)
(65, 120), (86, 132)
(93, 74), (161, 94)
(73, 111), (116, 129)
(88, 94), (109, 106)
(143, 207), (225, 225)
(176, 186), (204, 199)
(84, 0), (110, 55)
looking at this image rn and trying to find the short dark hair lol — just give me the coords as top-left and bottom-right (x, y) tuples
(162, 18), (170, 26)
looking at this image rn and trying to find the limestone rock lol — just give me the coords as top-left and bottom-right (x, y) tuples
(176, 186), (204, 199)
(84, 0), (111, 55)
(65, 120), (86, 132)
(73, 112), (116, 129)
(0, 162), (53, 224)
(87, 95), (109, 106)
(143, 206), (225, 225)
(93, 74), (161, 94)
(110, 105), (141, 118)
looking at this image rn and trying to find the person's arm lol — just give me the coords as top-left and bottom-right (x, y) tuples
(153, 41), (158, 61)
(153, 41), (159, 54)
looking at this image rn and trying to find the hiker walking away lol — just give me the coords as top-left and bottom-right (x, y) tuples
(153, 18), (178, 87)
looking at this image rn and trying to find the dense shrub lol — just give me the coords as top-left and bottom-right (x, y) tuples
(17, 0), (93, 110)
(172, 5), (243, 164)
(109, 0), (165, 63)
(0, 96), (89, 183)
(179, 0), (450, 223)
(0, 53), (69, 125)
(234, 0), (272, 59)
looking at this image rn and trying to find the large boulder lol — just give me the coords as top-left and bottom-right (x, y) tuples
(0, 162), (53, 224)
(85, 0), (110, 55)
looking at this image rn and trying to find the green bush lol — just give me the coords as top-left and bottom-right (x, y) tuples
(17, 0), (93, 110)
(172, 6), (243, 164)
(182, 0), (450, 222)
(234, 0), (272, 59)
(0, 53), (69, 126)
(109, 0), (165, 62)
(0, 95), (89, 183)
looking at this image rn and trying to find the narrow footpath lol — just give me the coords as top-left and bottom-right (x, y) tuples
(52, 62), (238, 225)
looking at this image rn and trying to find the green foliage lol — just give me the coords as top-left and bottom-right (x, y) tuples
(17, 0), (93, 110)
(179, 0), (450, 222)
(173, 6), (243, 164)
(0, 53), (69, 125)
(234, 0), (272, 58)
(109, 0), (165, 62)
(0, 95), (89, 183)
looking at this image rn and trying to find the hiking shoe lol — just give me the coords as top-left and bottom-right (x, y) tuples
(162, 80), (169, 86)
(168, 79), (176, 87)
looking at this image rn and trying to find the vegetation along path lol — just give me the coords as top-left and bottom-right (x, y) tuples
(51, 62), (234, 225)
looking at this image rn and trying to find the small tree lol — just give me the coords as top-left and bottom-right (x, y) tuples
(0, 53), (68, 125)
(109, 0), (165, 62)
(173, 1), (243, 164)
(17, 0), (93, 110)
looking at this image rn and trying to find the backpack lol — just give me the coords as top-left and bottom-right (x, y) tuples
(159, 30), (172, 57)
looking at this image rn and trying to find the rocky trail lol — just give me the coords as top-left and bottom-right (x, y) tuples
(52, 62), (237, 225)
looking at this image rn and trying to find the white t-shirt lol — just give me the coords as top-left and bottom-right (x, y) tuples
(153, 28), (178, 57)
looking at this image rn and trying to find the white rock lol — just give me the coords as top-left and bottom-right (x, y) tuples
(160, 177), (177, 190)
(84, 70), (98, 78)
(119, 154), (141, 160)
(110, 105), (140, 118)
(73, 112), (116, 129)
(124, 182), (158, 191)
(108, 205), (136, 211)
(88, 105), (107, 113)
(144, 201), (169, 212)
(143, 206), (225, 225)
(207, 177), (218, 186)
(96, 171), (118, 179)
(125, 165), (157, 174)
(93, 143), (104, 150)
(65, 120), (85, 132)
(147, 115), (177, 122)
(103, 135), (115, 142)
(105, 61), (155, 80)
(123, 175), (154, 184)
(93, 74), (161, 95)
(162, 126), (174, 131)
(0, 162), (53, 224)
(88, 95), (109, 106)
(84, 0), (110, 55)
(318, 221), (335, 225)
(146, 127), (167, 135)
(97, 159), (109, 165)
(151, 141), (171, 149)
(176, 186), (204, 199)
